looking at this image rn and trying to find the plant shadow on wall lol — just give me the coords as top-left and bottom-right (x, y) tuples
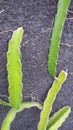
(0, 0), (71, 130)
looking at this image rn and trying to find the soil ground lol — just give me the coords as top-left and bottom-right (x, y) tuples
(0, 0), (73, 130)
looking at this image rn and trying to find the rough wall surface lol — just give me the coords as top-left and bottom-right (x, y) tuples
(0, 0), (73, 130)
